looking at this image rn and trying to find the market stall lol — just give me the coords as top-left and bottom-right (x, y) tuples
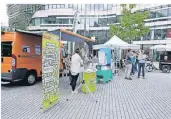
(93, 35), (140, 76)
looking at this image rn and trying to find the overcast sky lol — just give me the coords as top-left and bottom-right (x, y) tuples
(0, 4), (9, 26)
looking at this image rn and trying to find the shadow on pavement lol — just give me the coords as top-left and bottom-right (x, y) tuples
(1, 79), (42, 88)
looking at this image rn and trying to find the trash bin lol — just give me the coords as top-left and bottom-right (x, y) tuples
(81, 71), (96, 93)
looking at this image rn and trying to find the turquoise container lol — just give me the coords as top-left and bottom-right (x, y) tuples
(96, 69), (113, 83)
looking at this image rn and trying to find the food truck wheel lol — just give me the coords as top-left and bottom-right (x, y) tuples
(25, 71), (36, 85)
(162, 65), (170, 73)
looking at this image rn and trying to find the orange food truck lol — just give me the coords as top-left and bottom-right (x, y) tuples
(1, 31), (64, 85)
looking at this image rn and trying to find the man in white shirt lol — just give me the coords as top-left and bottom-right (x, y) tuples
(70, 48), (83, 93)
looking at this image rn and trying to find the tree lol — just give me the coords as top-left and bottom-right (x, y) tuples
(109, 4), (150, 42)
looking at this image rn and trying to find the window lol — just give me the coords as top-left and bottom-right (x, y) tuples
(86, 18), (90, 25)
(168, 8), (171, 16)
(97, 31), (107, 44)
(156, 9), (167, 18)
(41, 17), (49, 24)
(98, 18), (108, 26)
(35, 18), (41, 25)
(30, 19), (35, 26)
(1, 42), (12, 57)
(154, 29), (161, 40)
(156, 9), (168, 18)
(61, 4), (65, 8)
(73, 4), (78, 10)
(89, 30), (98, 39)
(143, 31), (151, 40)
(63, 19), (69, 24)
(87, 4), (91, 11)
(45, 5), (49, 10)
(95, 4), (98, 11)
(78, 5), (81, 11)
(52, 5), (57, 9)
(56, 19), (63, 24)
(160, 9), (168, 17)
(161, 29), (167, 39)
(81, 4), (85, 11)
(104, 4), (107, 10)
(90, 18), (98, 27)
(65, 4), (68, 8)
(107, 4), (113, 10)
(108, 17), (117, 24)
(149, 10), (156, 19)
(41, 5), (45, 10)
(116, 16), (121, 23)
(49, 4), (52, 9)
(69, 18), (74, 24)
(99, 4), (104, 11)
(80, 18), (85, 24)
(48, 16), (56, 24)
(68, 4), (73, 8)
(90, 4), (94, 11)
(57, 5), (60, 8)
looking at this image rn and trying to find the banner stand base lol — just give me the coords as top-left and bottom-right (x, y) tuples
(66, 80), (98, 103)
(41, 101), (59, 113)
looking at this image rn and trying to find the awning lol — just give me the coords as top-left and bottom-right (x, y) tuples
(15, 29), (94, 43)
(49, 29), (95, 43)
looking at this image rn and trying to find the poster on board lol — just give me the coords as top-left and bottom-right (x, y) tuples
(22, 45), (30, 53)
(98, 51), (106, 65)
(35, 45), (41, 55)
(42, 33), (60, 112)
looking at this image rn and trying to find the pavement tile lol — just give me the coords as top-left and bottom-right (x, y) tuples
(1, 71), (171, 119)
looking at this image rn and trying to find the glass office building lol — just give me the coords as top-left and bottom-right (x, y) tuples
(7, 4), (171, 45)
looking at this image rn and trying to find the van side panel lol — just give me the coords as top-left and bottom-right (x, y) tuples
(1, 32), (14, 42)
(13, 33), (42, 77)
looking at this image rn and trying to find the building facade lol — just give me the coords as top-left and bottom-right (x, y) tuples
(7, 4), (171, 46)
(7, 4), (42, 30)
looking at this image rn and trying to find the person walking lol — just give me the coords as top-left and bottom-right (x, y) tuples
(135, 52), (139, 72)
(70, 48), (83, 93)
(138, 50), (147, 79)
(131, 51), (136, 76)
(125, 49), (133, 80)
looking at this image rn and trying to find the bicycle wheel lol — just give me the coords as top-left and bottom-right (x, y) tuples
(146, 65), (153, 72)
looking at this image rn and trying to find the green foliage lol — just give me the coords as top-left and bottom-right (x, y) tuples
(110, 4), (150, 41)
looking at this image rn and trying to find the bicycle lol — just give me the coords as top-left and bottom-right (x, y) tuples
(145, 60), (159, 72)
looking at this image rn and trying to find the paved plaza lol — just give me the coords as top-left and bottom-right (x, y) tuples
(1, 71), (171, 119)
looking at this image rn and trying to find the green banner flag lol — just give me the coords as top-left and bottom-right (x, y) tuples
(42, 33), (60, 112)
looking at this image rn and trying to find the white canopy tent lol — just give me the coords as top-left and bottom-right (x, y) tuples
(93, 35), (140, 50)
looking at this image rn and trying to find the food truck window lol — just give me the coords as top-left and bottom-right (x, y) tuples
(1, 42), (12, 57)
